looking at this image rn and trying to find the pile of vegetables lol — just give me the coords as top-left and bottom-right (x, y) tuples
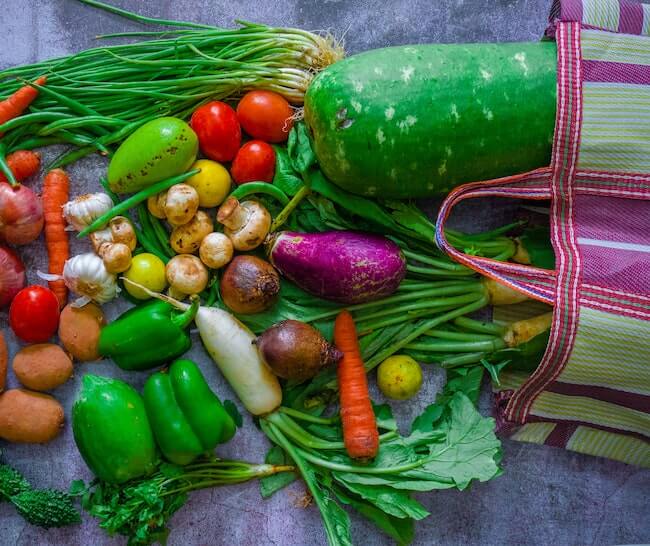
(0, 1), (559, 544)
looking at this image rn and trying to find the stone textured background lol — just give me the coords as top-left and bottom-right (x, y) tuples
(1, 1), (649, 545)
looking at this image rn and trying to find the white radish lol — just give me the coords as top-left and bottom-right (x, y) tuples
(121, 279), (282, 416)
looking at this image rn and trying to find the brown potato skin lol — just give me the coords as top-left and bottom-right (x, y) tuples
(13, 344), (73, 391)
(0, 389), (64, 443)
(0, 331), (7, 392)
(58, 303), (104, 361)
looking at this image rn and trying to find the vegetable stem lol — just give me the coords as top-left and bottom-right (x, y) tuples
(270, 184), (311, 232)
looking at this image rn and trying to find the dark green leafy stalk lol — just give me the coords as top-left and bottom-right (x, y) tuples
(78, 169), (199, 237)
(75, 458), (294, 545)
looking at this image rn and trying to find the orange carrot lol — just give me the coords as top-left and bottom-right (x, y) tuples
(0, 150), (40, 184)
(334, 310), (379, 460)
(0, 76), (46, 135)
(42, 169), (70, 308)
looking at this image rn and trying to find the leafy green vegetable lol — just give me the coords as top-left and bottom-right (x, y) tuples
(287, 121), (317, 175)
(519, 226), (555, 269)
(260, 446), (298, 498)
(273, 146), (304, 196)
(76, 458), (294, 545)
(334, 487), (415, 546)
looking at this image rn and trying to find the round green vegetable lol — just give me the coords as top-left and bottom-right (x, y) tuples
(377, 355), (423, 400)
(72, 375), (157, 484)
(305, 41), (557, 199)
(107, 117), (198, 193)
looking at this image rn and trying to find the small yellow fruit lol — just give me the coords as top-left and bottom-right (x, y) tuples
(123, 253), (167, 300)
(377, 355), (423, 400)
(186, 159), (232, 208)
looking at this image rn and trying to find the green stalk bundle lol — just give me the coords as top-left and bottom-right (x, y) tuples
(0, 0), (343, 167)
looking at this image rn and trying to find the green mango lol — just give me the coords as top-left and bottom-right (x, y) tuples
(108, 117), (198, 193)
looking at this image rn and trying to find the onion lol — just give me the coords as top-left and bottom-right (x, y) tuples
(256, 320), (342, 381)
(0, 182), (44, 245)
(220, 255), (280, 314)
(0, 245), (25, 308)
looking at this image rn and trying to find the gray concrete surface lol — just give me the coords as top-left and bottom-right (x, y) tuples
(1, 1), (649, 545)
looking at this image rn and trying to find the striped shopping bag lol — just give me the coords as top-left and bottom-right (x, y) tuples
(435, 0), (650, 467)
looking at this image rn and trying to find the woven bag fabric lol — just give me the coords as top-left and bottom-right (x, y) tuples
(435, 0), (650, 467)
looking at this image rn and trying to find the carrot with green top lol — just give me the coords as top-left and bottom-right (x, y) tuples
(334, 309), (379, 460)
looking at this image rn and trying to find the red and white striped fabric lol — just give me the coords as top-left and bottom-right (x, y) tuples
(436, 0), (650, 467)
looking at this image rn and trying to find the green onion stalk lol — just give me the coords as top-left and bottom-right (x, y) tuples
(0, 0), (343, 167)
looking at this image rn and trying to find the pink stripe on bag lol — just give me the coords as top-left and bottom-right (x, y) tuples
(618, 0), (644, 35)
(579, 245), (650, 293)
(583, 60), (650, 84)
(576, 195), (650, 247)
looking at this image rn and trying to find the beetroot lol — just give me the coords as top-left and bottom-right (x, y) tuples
(266, 230), (406, 304)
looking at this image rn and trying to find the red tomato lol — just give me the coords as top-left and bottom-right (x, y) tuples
(190, 101), (241, 162)
(231, 141), (276, 184)
(9, 285), (60, 343)
(236, 91), (294, 143)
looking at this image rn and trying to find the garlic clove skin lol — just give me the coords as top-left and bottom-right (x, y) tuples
(199, 232), (234, 269)
(89, 228), (113, 254)
(62, 253), (117, 304)
(63, 193), (113, 232)
(217, 198), (271, 251)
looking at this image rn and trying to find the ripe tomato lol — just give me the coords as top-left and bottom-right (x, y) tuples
(9, 285), (60, 342)
(236, 91), (293, 143)
(231, 141), (276, 184)
(190, 101), (241, 162)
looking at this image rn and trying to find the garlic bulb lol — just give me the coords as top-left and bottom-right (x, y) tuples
(63, 193), (113, 231)
(62, 253), (117, 305)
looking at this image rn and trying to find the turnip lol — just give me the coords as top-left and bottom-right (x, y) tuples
(266, 230), (406, 304)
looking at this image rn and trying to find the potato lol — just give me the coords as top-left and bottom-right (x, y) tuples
(170, 210), (213, 254)
(13, 344), (73, 391)
(0, 331), (7, 392)
(0, 389), (64, 443)
(58, 302), (104, 361)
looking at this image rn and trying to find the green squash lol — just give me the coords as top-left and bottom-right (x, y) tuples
(108, 117), (198, 193)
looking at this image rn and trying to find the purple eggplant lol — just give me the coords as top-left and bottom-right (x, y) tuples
(266, 230), (406, 304)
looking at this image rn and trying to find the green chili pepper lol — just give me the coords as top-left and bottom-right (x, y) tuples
(143, 359), (236, 465)
(98, 298), (198, 371)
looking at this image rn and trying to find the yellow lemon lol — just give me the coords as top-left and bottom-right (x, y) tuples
(124, 253), (167, 300)
(186, 159), (232, 207)
(377, 355), (423, 400)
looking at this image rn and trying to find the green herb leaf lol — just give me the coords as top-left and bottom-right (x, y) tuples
(373, 404), (398, 432)
(68, 479), (87, 497)
(273, 146), (304, 196)
(259, 446), (297, 498)
(287, 122), (317, 175)
(404, 393), (502, 490)
(436, 366), (485, 407)
(383, 200), (437, 241)
(334, 476), (429, 520)
(223, 400), (243, 428)
(334, 487), (415, 546)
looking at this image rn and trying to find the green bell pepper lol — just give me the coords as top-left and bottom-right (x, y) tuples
(98, 298), (198, 371)
(72, 375), (157, 484)
(143, 359), (236, 465)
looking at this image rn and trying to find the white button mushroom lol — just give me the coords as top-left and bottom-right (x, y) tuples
(166, 254), (209, 296)
(89, 216), (137, 274)
(170, 211), (213, 254)
(163, 184), (200, 226)
(199, 232), (234, 270)
(216, 197), (271, 251)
